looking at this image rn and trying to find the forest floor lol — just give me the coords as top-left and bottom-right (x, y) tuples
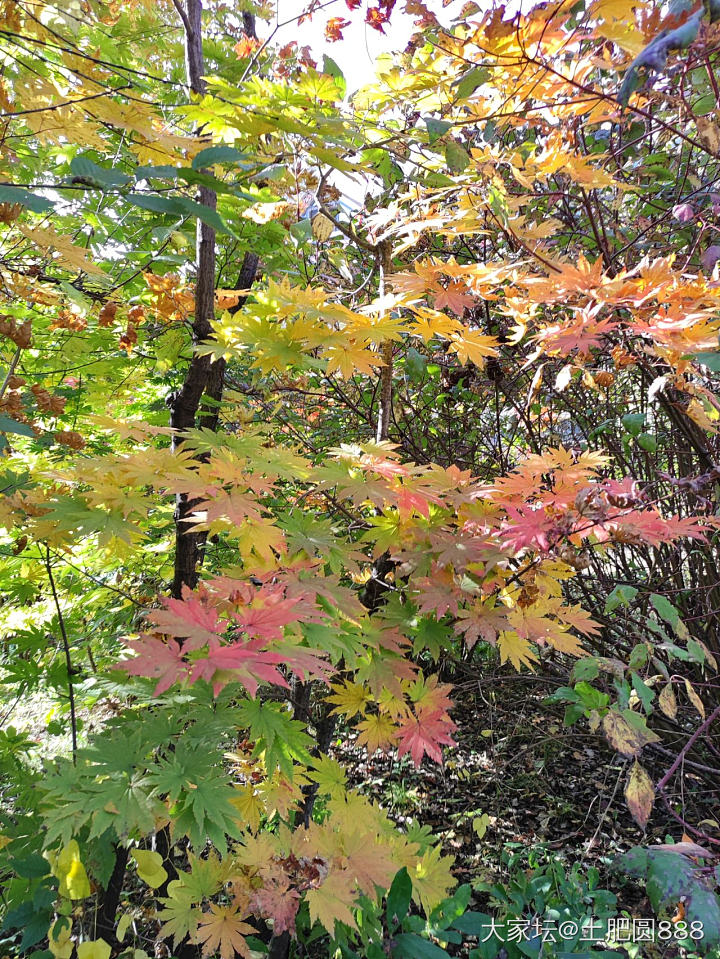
(334, 665), (701, 951)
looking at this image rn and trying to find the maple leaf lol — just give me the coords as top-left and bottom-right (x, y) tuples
(120, 636), (187, 694)
(230, 783), (263, 833)
(273, 641), (333, 684)
(447, 328), (499, 365)
(328, 681), (372, 718)
(341, 830), (397, 895)
(395, 709), (457, 766)
(236, 518), (286, 561)
(500, 506), (557, 552)
(365, 5), (389, 32)
(323, 341), (382, 378)
(414, 568), (463, 617)
(498, 630), (538, 671)
(149, 589), (224, 650)
(232, 591), (302, 641)
(234, 34), (260, 57)
(608, 510), (706, 547)
(557, 603), (602, 637)
(188, 638), (289, 697)
(306, 870), (359, 934)
(433, 282), (475, 315)
(187, 490), (265, 530)
(19, 223), (106, 276)
(535, 304), (619, 355)
(157, 888), (201, 947)
(307, 756), (347, 800)
(356, 712), (397, 754)
(454, 602), (508, 648)
(407, 674), (454, 715)
(411, 846), (455, 915)
(325, 16), (351, 40)
(193, 904), (255, 959)
(409, 306), (460, 342)
(251, 875), (300, 934)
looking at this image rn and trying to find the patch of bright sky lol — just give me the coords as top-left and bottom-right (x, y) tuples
(259, 0), (469, 206)
(262, 0), (466, 94)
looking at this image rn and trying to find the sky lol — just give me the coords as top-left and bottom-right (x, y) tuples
(262, 0), (466, 93)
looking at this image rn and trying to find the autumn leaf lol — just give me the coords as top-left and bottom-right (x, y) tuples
(625, 760), (654, 829)
(411, 846), (455, 915)
(395, 710), (457, 766)
(498, 630), (538, 672)
(328, 681), (372, 718)
(356, 712), (397, 754)
(602, 708), (661, 757)
(193, 905), (255, 959)
(306, 870), (359, 934)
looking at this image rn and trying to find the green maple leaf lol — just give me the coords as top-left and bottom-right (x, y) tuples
(43, 496), (142, 546)
(157, 887), (201, 946)
(236, 700), (313, 777)
(171, 779), (243, 856)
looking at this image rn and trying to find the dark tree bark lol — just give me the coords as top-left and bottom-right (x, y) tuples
(168, 6), (260, 598)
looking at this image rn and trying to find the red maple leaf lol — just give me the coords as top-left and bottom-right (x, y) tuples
(234, 34), (261, 58)
(251, 877), (300, 935)
(232, 591), (302, 641)
(120, 636), (187, 695)
(396, 710), (457, 766)
(365, 5), (389, 32)
(325, 16), (351, 40)
(433, 282), (475, 316)
(454, 603), (509, 648)
(149, 588), (224, 650)
(500, 505), (557, 552)
(414, 570), (462, 618)
(189, 638), (289, 697)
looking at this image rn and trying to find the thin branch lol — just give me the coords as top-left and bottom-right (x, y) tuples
(44, 545), (78, 761)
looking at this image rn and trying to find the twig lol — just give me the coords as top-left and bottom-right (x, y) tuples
(44, 545), (78, 761)
(0, 347), (21, 403)
(656, 704), (720, 793)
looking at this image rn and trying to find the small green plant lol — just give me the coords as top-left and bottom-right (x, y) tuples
(459, 848), (621, 958)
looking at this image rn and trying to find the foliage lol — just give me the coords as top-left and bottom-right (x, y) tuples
(2, 0), (720, 955)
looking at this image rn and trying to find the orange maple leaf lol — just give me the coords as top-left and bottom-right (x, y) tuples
(194, 905), (255, 959)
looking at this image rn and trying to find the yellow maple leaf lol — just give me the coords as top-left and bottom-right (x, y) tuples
(230, 784), (263, 833)
(447, 328), (498, 365)
(259, 773), (307, 819)
(236, 518), (286, 561)
(411, 845), (455, 915)
(327, 681), (372, 719)
(19, 224), (106, 276)
(356, 712), (397, 754)
(410, 306), (460, 343)
(322, 341), (381, 379)
(498, 630), (538, 671)
(306, 871), (358, 935)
